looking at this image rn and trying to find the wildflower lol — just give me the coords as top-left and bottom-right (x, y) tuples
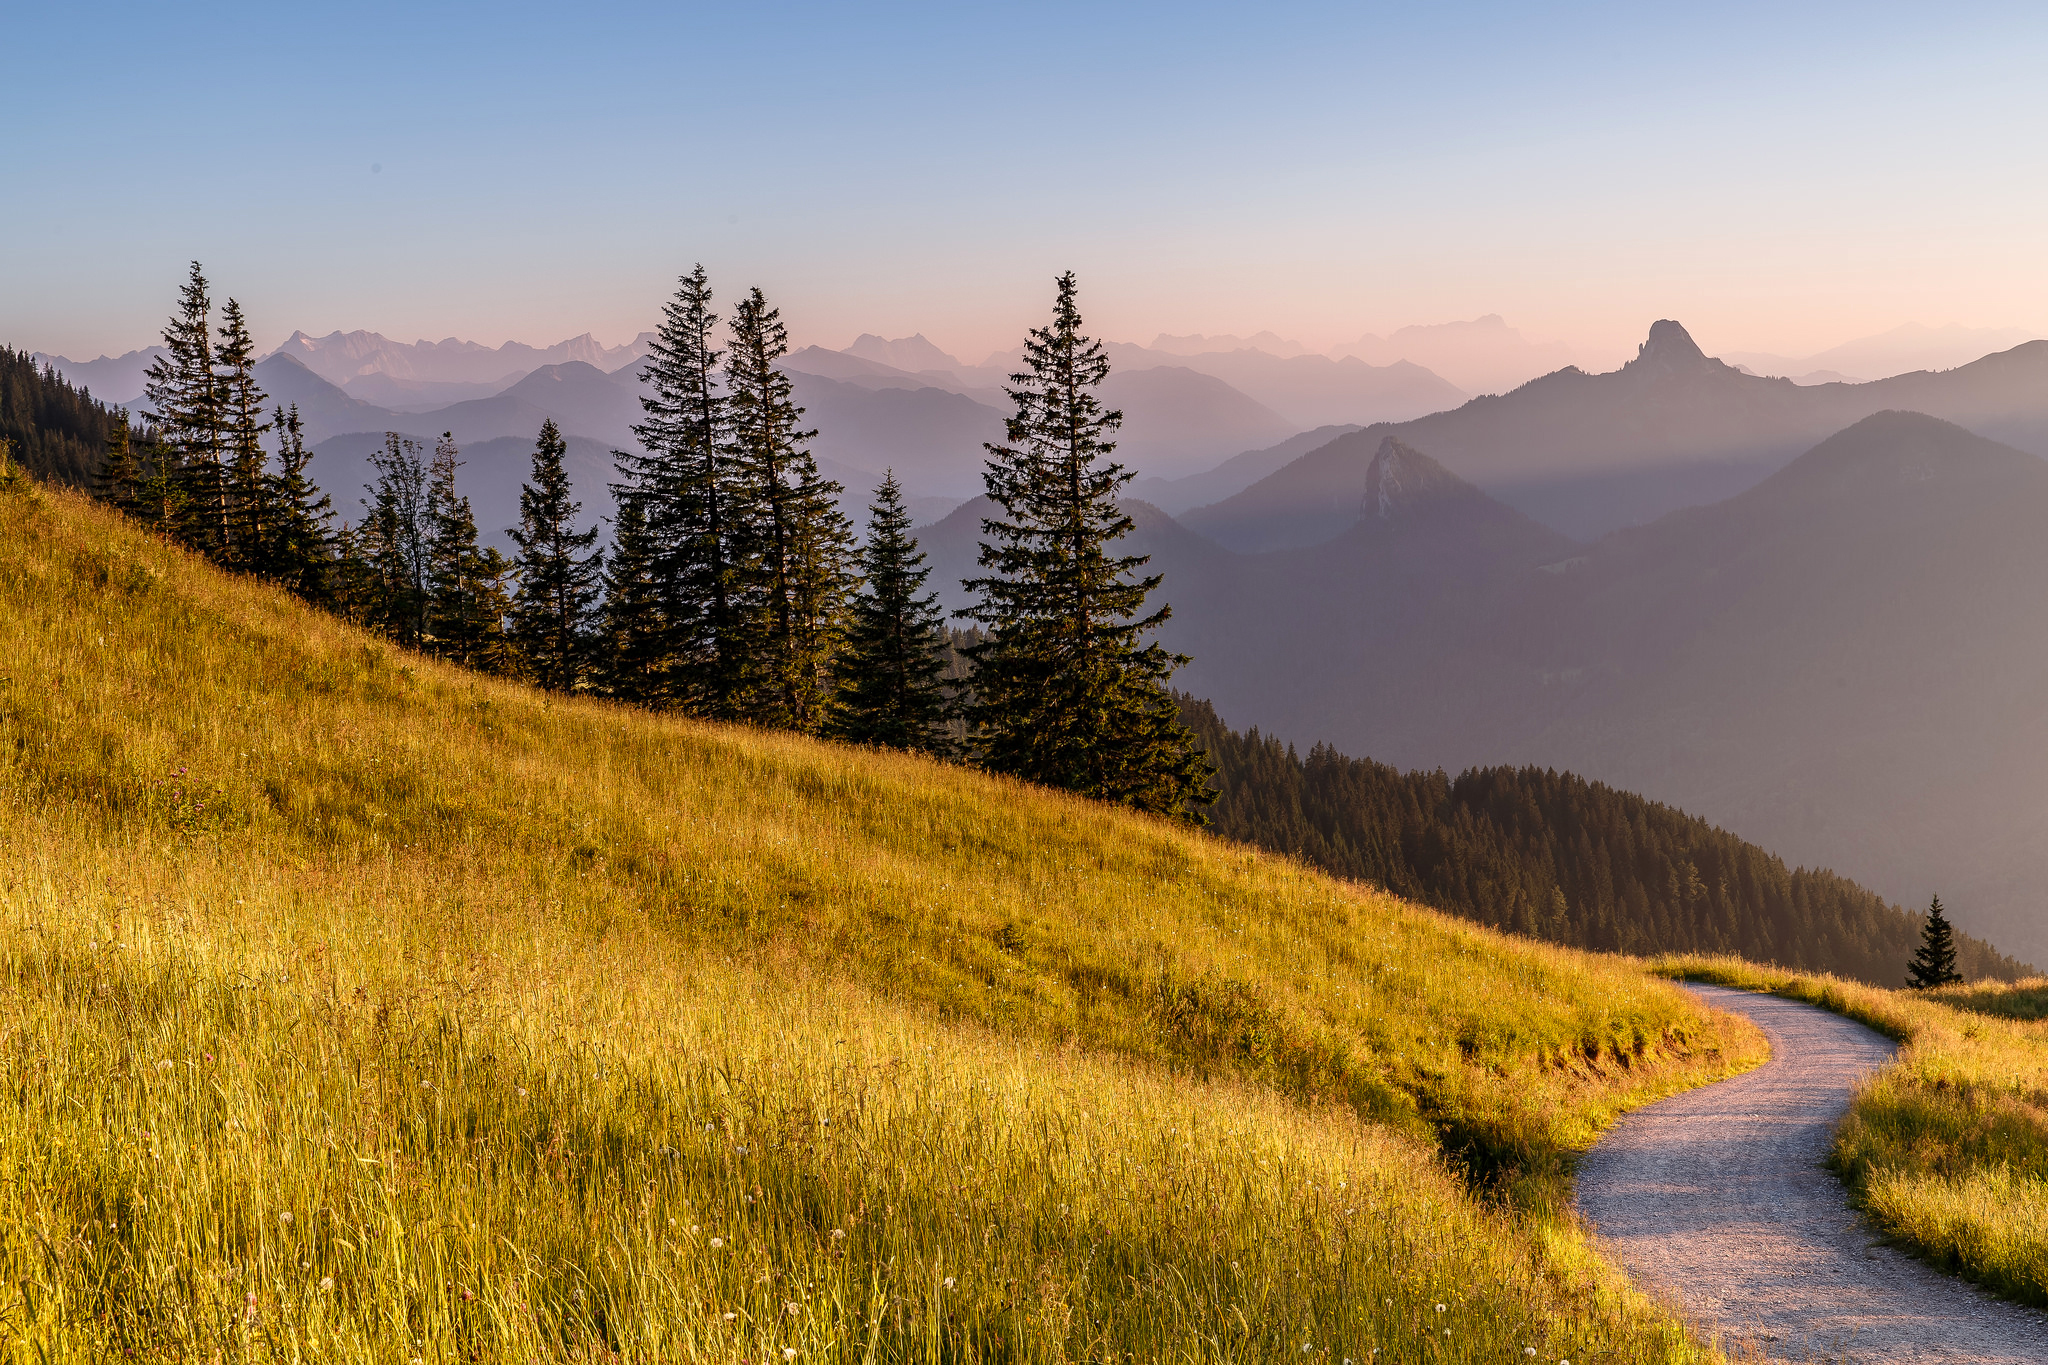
(942, 1277), (956, 1289)
(1435, 1304), (1444, 1313)
(830, 1228), (845, 1241)
(517, 1087), (528, 1097)
(320, 1276), (334, 1292)
(723, 1312), (736, 1322)
(690, 1225), (701, 1235)
(786, 1302), (800, 1316)
(280, 1211), (292, 1225)
(243, 1290), (258, 1323)
(158, 1060), (174, 1072)
(709, 1237), (724, 1249)
(783, 1351), (797, 1361)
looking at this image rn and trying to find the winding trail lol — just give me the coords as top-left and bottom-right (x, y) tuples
(1574, 984), (2047, 1362)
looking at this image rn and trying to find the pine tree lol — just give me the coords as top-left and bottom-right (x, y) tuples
(1907, 895), (1963, 988)
(361, 433), (432, 645)
(327, 521), (378, 625)
(421, 432), (516, 671)
(266, 405), (335, 599)
(724, 287), (853, 734)
(509, 418), (602, 692)
(832, 472), (952, 752)
(215, 298), (271, 569)
(962, 271), (1214, 820)
(618, 265), (748, 715)
(95, 409), (143, 516)
(141, 262), (220, 552)
(599, 493), (669, 703)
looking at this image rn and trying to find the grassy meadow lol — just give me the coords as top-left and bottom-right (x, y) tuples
(1656, 958), (2048, 1309)
(0, 480), (1769, 1361)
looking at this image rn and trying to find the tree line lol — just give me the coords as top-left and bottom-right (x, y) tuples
(1179, 697), (2030, 984)
(77, 263), (1215, 819)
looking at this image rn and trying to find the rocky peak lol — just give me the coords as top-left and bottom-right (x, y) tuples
(1361, 436), (1471, 519)
(1627, 319), (1715, 376)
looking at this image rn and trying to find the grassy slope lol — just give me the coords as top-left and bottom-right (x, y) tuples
(0, 483), (1764, 1362)
(1656, 958), (2048, 1308)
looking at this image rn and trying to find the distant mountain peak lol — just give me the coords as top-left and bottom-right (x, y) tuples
(1631, 319), (1711, 371)
(1362, 436), (1471, 519)
(844, 333), (961, 373)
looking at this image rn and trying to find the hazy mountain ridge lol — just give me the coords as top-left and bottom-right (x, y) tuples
(919, 411), (2048, 964)
(272, 328), (656, 389)
(1186, 321), (2048, 547)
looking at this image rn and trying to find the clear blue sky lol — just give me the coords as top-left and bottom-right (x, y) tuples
(10, 1), (2046, 364)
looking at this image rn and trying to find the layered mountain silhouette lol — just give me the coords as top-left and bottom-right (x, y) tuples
(275, 329), (655, 390)
(917, 411), (2048, 964)
(1187, 321), (2048, 546)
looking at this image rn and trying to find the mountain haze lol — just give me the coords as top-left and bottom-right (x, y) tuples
(1188, 321), (2048, 547)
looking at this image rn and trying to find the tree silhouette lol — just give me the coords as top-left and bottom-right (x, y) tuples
(1907, 894), (1962, 989)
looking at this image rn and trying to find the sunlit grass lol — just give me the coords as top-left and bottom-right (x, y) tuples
(1653, 956), (2048, 1308)
(0, 483), (1763, 1360)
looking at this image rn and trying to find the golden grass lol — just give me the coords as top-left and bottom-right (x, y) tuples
(0, 482), (1763, 1360)
(1653, 956), (2048, 1308)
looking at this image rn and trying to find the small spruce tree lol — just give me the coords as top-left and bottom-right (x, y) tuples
(599, 493), (670, 703)
(963, 271), (1214, 820)
(424, 433), (509, 667)
(509, 418), (602, 692)
(95, 410), (144, 515)
(1907, 895), (1963, 989)
(265, 405), (335, 599)
(832, 472), (952, 752)
(361, 433), (433, 645)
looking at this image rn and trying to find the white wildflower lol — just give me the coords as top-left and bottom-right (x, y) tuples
(709, 1237), (724, 1249)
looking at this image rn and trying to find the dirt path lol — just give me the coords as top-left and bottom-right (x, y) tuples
(1574, 983), (2047, 1362)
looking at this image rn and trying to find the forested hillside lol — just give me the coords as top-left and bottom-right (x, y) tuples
(1180, 697), (2028, 984)
(0, 346), (131, 487)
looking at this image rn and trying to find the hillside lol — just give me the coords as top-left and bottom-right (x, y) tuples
(2, 346), (133, 487)
(1502, 412), (2048, 968)
(1181, 698), (2026, 986)
(0, 478), (1762, 1360)
(1188, 321), (2048, 546)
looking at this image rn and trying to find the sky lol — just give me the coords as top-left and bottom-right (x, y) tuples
(9, 1), (2048, 367)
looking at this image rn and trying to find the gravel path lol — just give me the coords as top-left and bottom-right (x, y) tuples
(1574, 983), (2047, 1362)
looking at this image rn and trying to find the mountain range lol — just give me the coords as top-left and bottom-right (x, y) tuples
(1186, 321), (2048, 546)
(916, 410), (2048, 967)
(1723, 322), (2043, 386)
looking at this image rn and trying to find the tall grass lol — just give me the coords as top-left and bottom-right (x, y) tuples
(0, 483), (1760, 1360)
(1654, 956), (2048, 1308)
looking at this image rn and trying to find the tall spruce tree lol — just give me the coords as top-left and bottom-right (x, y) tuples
(832, 472), (952, 751)
(265, 405), (335, 598)
(619, 265), (749, 715)
(1908, 895), (1964, 988)
(599, 493), (669, 703)
(724, 287), (853, 734)
(140, 262), (220, 551)
(215, 298), (271, 568)
(361, 433), (432, 645)
(509, 418), (602, 691)
(962, 271), (1214, 820)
